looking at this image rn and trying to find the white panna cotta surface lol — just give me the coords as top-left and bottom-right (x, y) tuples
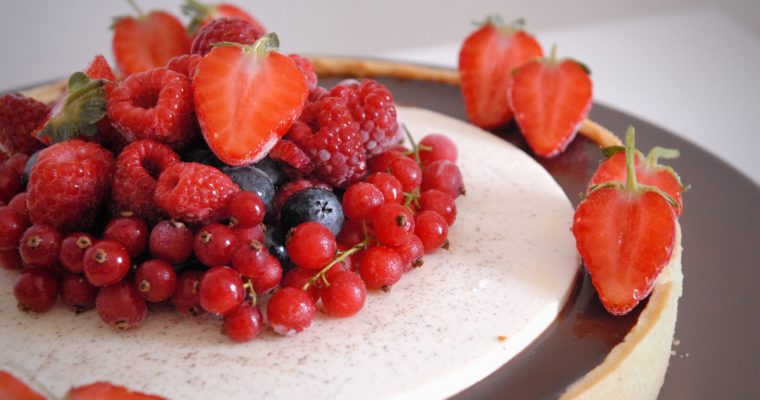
(0, 107), (579, 399)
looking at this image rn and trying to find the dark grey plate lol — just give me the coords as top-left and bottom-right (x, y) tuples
(321, 76), (760, 399)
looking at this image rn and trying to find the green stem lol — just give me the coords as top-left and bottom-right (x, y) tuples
(303, 237), (370, 290)
(126, 0), (145, 17)
(646, 146), (680, 166)
(549, 44), (558, 63)
(624, 126), (638, 192)
(64, 76), (104, 109)
(252, 32), (280, 56)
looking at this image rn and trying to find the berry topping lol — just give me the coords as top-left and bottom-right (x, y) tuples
(103, 215), (149, 258)
(371, 203), (415, 247)
(85, 54), (117, 82)
(388, 156), (422, 192)
(112, 8), (191, 76)
(0, 207), (26, 250)
(67, 381), (166, 400)
(194, 223), (240, 267)
(418, 189), (457, 226)
(281, 267), (321, 302)
(135, 259), (178, 303)
(83, 240), (131, 287)
(198, 266), (245, 315)
(0, 249), (23, 271)
(194, 34), (308, 165)
(27, 139), (114, 232)
(415, 210), (449, 253)
(232, 241), (282, 294)
(96, 282), (148, 330)
(227, 191), (266, 228)
(273, 179), (330, 215)
(367, 172), (403, 204)
(0, 165), (21, 204)
(0, 93), (48, 156)
(60, 232), (96, 273)
(222, 302), (264, 342)
(359, 246), (404, 291)
(8, 192), (30, 225)
(342, 182), (384, 222)
(393, 234), (425, 272)
(286, 221), (337, 270)
(149, 220), (194, 264)
(289, 54), (318, 91)
(281, 187), (344, 236)
(321, 270), (366, 317)
(107, 68), (196, 148)
(190, 17), (265, 56)
(0, 370), (46, 400)
(183, 0), (266, 35)
(14, 269), (58, 313)
(171, 270), (204, 316)
(267, 287), (316, 336)
(19, 224), (62, 269)
(509, 46), (593, 157)
(153, 162), (240, 225)
(220, 165), (275, 209)
(458, 17), (543, 128)
(165, 53), (203, 79)
(417, 134), (458, 165)
(421, 160), (464, 198)
(61, 272), (98, 313)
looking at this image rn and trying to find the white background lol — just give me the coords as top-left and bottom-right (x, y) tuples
(1, 0), (758, 184)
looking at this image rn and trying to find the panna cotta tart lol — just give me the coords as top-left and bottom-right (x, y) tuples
(0, 2), (685, 399)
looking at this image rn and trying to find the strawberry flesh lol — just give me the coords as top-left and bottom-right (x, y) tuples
(67, 382), (166, 400)
(113, 11), (191, 76)
(0, 370), (45, 400)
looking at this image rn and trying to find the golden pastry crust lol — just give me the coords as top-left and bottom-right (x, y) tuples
(308, 56), (622, 148)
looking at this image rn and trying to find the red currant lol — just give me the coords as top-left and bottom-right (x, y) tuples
(388, 157), (422, 192)
(103, 215), (149, 258)
(59, 232), (95, 274)
(14, 268), (58, 313)
(393, 234), (425, 272)
(198, 266), (244, 315)
(7, 192), (30, 225)
(171, 270), (204, 316)
(0, 249), (22, 270)
(19, 224), (62, 269)
(286, 222), (337, 270)
(368, 150), (404, 174)
(336, 219), (366, 249)
(267, 287), (316, 336)
(4, 154), (28, 175)
(342, 182), (384, 221)
(61, 272), (98, 313)
(371, 203), (415, 246)
(135, 259), (178, 303)
(282, 268), (321, 302)
(96, 281), (148, 330)
(415, 211), (449, 253)
(194, 224), (240, 267)
(418, 189), (457, 225)
(227, 191), (266, 229)
(223, 303), (263, 342)
(82, 240), (131, 287)
(321, 270), (366, 317)
(367, 172), (403, 204)
(421, 160), (464, 197)
(0, 206), (26, 250)
(359, 246), (404, 291)
(232, 241), (282, 294)
(417, 134), (458, 165)
(149, 219), (194, 265)
(0, 164), (21, 204)
(233, 224), (265, 246)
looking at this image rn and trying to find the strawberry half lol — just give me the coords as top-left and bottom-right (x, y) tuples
(573, 127), (678, 315)
(509, 46), (592, 157)
(0, 370), (45, 400)
(67, 382), (166, 400)
(458, 17), (543, 128)
(112, 6), (191, 76)
(183, 0), (266, 35)
(193, 33), (308, 166)
(589, 145), (685, 216)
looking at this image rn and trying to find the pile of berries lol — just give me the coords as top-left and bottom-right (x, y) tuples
(0, 1), (465, 343)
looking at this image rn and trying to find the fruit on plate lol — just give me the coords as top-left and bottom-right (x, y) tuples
(193, 33), (308, 165)
(509, 46), (593, 157)
(459, 17), (543, 128)
(112, 2), (191, 76)
(572, 127), (679, 315)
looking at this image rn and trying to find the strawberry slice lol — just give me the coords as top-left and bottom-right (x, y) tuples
(193, 33), (308, 166)
(112, 5), (191, 76)
(572, 127), (678, 315)
(509, 46), (592, 157)
(589, 146), (685, 216)
(85, 55), (117, 82)
(67, 382), (166, 400)
(183, 0), (266, 35)
(458, 17), (543, 128)
(0, 370), (46, 400)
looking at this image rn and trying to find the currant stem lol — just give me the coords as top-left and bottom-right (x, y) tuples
(303, 237), (370, 290)
(624, 126), (639, 192)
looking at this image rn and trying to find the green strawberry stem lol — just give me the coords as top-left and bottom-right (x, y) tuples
(624, 126), (638, 192)
(126, 0), (145, 18)
(303, 236), (370, 290)
(646, 146), (680, 166)
(215, 33), (280, 56)
(182, 0), (212, 34)
(549, 44), (558, 63)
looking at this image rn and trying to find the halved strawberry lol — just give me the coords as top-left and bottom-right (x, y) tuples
(112, 7), (191, 76)
(458, 17), (543, 128)
(0, 370), (45, 400)
(183, 0), (266, 35)
(589, 146), (684, 216)
(509, 46), (592, 157)
(193, 33), (308, 166)
(573, 127), (678, 315)
(85, 55), (117, 82)
(67, 382), (166, 400)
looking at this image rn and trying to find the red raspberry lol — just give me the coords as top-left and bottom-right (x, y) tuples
(5, 154), (29, 175)
(107, 68), (195, 148)
(274, 179), (330, 215)
(289, 54), (318, 91)
(0, 93), (49, 156)
(153, 162), (240, 225)
(288, 97), (366, 187)
(27, 140), (114, 232)
(268, 139), (314, 174)
(329, 79), (400, 156)
(190, 18), (265, 56)
(112, 139), (180, 223)
(166, 54), (203, 78)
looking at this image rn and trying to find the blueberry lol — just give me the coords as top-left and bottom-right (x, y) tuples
(254, 157), (287, 187)
(265, 225), (290, 270)
(281, 187), (344, 236)
(183, 148), (223, 167)
(22, 150), (41, 188)
(222, 165), (275, 209)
